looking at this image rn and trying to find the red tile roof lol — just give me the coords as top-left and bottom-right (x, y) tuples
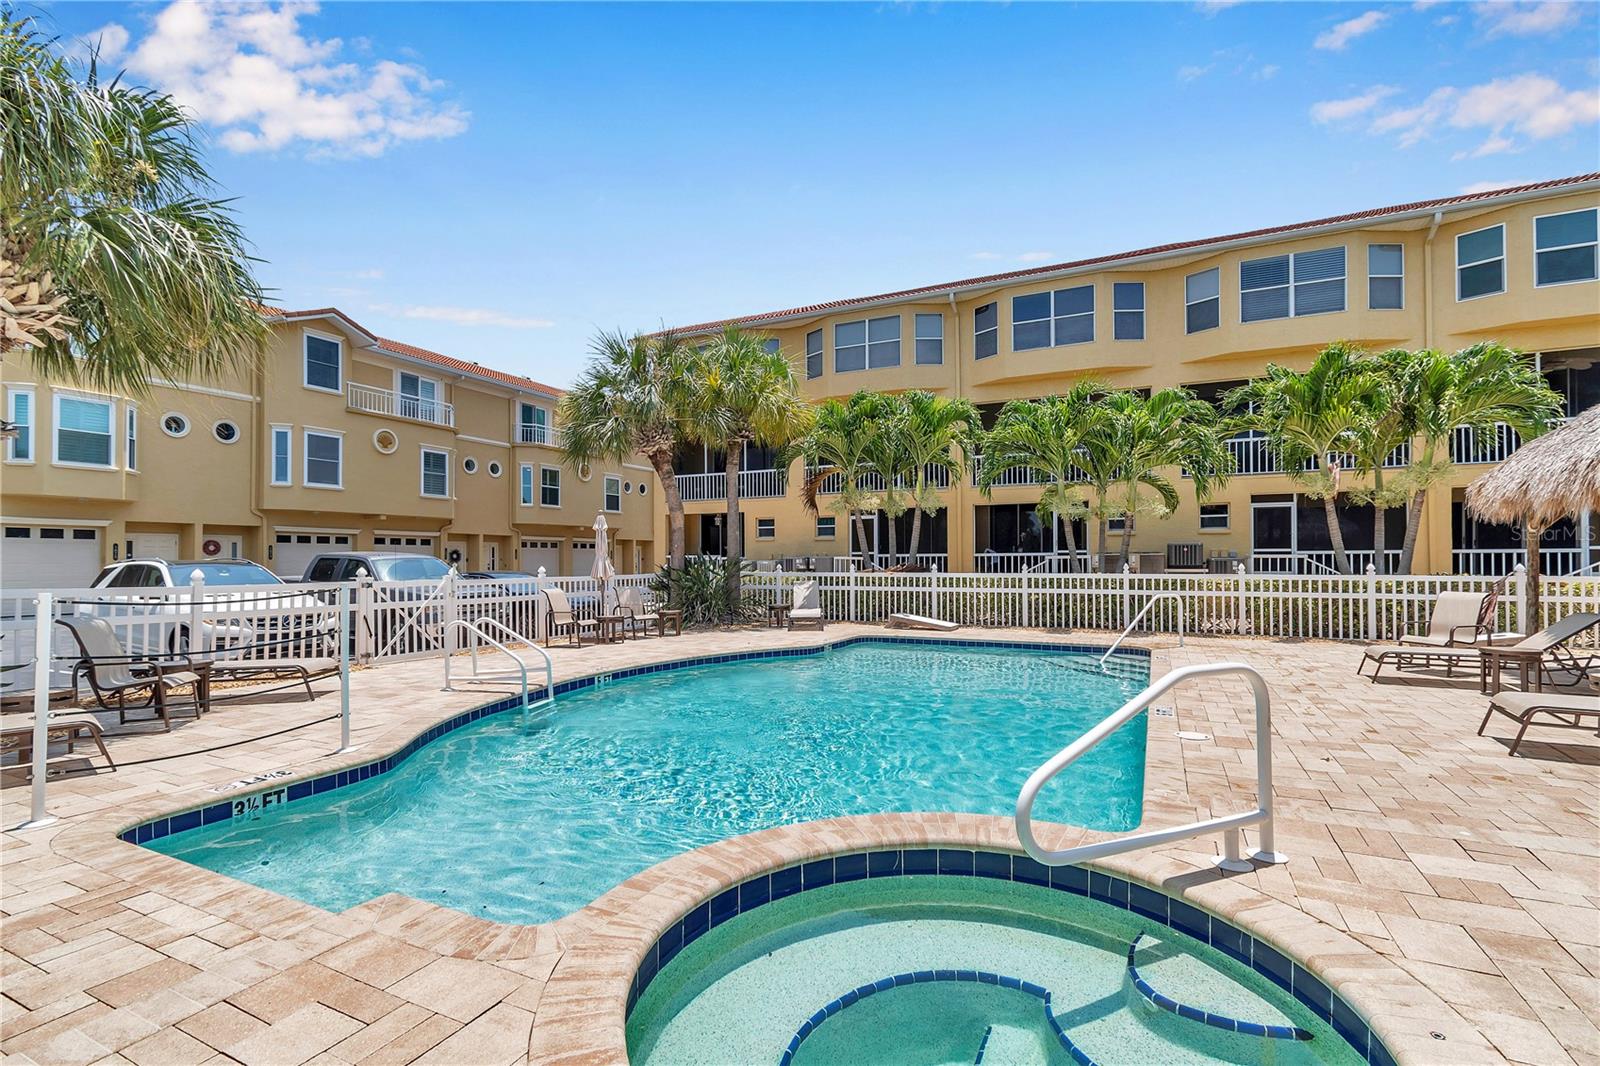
(262, 306), (563, 398)
(668, 173), (1600, 335)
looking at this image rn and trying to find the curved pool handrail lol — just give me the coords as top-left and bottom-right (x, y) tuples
(466, 615), (555, 703)
(1015, 662), (1287, 872)
(1100, 593), (1185, 666)
(441, 619), (553, 713)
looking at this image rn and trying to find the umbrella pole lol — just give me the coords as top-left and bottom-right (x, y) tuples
(1524, 520), (1544, 632)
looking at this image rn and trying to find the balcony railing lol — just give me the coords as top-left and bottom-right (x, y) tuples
(517, 424), (563, 447)
(347, 382), (454, 427)
(675, 469), (788, 502)
(968, 455), (1089, 487)
(1218, 435), (1409, 477)
(1450, 418), (1568, 465)
(808, 464), (954, 495)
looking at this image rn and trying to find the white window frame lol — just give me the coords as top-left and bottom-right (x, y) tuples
(1367, 244), (1405, 310)
(974, 302), (998, 359)
(519, 402), (550, 444)
(603, 474), (622, 512)
(302, 330), (344, 394)
(1012, 285), (1094, 352)
(756, 517), (776, 540)
(539, 464), (561, 508)
(420, 446), (451, 499)
(1532, 208), (1599, 289)
(1198, 503), (1230, 532)
(519, 463), (535, 506)
(1112, 282), (1145, 341)
(1107, 514), (1134, 535)
(1456, 224), (1506, 302)
(302, 428), (344, 489)
(6, 386), (34, 464)
(1240, 246), (1346, 322)
(125, 407), (138, 472)
(269, 424), (292, 486)
(834, 315), (900, 373)
(396, 370), (442, 422)
(52, 393), (117, 469)
(160, 412), (190, 438)
(1185, 268), (1221, 334)
(914, 313), (944, 365)
(805, 329), (824, 379)
(815, 515), (836, 539)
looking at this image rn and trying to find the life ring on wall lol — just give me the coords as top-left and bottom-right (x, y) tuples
(202, 538), (222, 557)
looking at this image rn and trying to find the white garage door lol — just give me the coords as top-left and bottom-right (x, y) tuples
(520, 538), (561, 576)
(372, 534), (436, 556)
(2, 525), (102, 590)
(129, 533), (179, 561)
(570, 539), (597, 578)
(272, 531), (352, 579)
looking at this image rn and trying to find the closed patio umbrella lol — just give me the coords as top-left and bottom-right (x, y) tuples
(592, 513), (618, 614)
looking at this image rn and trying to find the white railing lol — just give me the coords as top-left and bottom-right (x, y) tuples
(811, 464), (955, 495)
(1101, 593), (1185, 665)
(975, 551), (1093, 574)
(1016, 662), (1285, 871)
(1451, 547), (1588, 577)
(1451, 418), (1568, 465)
(517, 424), (562, 447)
(969, 455), (1088, 487)
(346, 381), (455, 427)
(831, 552), (949, 571)
(1249, 550), (1404, 575)
(441, 618), (553, 714)
(675, 469), (788, 502)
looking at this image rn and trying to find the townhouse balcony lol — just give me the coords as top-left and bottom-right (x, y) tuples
(1220, 434), (1410, 477)
(1450, 418), (1567, 465)
(347, 382), (455, 427)
(517, 424), (563, 448)
(808, 464), (954, 495)
(967, 456), (1088, 487)
(676, 468), (788, 502)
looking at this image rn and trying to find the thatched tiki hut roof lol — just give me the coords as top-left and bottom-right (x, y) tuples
(1467, 404), (1600, 621)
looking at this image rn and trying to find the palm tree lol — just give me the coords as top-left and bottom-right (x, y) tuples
(856, 391), (909, 567)
(1343, 349), (1414, 575)
(976, 384), (1106, 572)
(560, 330), (695, 568)
(1098, 388), (1233, 567)
(2, 14), (266, 390)
(794, 394), (880, 565)
(682, 327), (810, 603)
(1391, 343), (1564, 574)
(1229, 344), (1379, 574)
(899, 391), (978, 568)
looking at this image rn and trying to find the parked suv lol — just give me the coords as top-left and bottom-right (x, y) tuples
(85, 559), (337, 656)
(302, 552), (452, 656)
(302, 552), (451, 583)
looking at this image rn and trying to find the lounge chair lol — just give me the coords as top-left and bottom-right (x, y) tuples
(1478, 683), (1600, 755)
(56, 616), (204, 732)
(1, 717), (116, 774)
(205, 658), (339, 701)
(617, 587), (660, 638)
(542, 587), (598, 647)
(887, 613), (959, 632)
(788, 581), (824, 631)
(1361, 612), (1600, 690)
(1399, 590), (1494, 649)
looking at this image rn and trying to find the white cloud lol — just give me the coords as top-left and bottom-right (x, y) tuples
(1461, 178), (1539, 193)
(1454, 133), (1517, 159)
(1177, 64), (1213, 82)
(1255, 64), (1280, 81)
(104, 2), (468, 158)
(1195, 0), (1244, 14)
(1016, 252), (1055, 263)
(375, 304), (555, 329)
(1474, 1), (1582, 37)
(1315, 10), (1389, 50)
(352, 268), (384, 280)
(1310, 85), (1399, 124)
(1356, 74), (1598, 152)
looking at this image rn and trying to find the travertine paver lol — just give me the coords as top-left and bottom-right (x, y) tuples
(2, 625), (1595, 1065)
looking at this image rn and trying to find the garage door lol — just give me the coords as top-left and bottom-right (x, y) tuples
(2, 525), (101, 590)
(128, 533), (179, 560)
(372, 535), (436, 555)
(520, 538), (561, 576)
(272, 531), (352, 579)
(570, 539), (597, 578)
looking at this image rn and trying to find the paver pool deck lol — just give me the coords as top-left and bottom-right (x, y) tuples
(1, 625), (1595, 1066)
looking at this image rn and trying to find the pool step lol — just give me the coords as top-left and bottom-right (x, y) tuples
(975, 1023), (1056, 1065)
(1125, 933), (1312, 1041)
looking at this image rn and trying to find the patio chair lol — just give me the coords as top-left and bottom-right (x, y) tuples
(204, 658), (339, 701)
(788, 581), (824, 631)
(618, 587), (660, 638)
(1399, 590), (1494, 649)
(1478, 681), (1600, 755)
(1360, 612), (1600, 689)
(55, 616), (203, 732)
(2, 717), (116, 774)
(542, 587), (598, 647)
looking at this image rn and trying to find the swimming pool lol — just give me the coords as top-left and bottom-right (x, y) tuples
(147, 641), (1149, 924)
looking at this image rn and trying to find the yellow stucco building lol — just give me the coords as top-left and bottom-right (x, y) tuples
(660, 174), (1600, 577)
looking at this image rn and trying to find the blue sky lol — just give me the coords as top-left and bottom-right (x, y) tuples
(43, 1), (1600, 388)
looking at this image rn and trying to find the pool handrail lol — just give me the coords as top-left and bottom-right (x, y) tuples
(1100, 592), (1185, 666)
(442, 618), (554, 711)
(1015, 662), (1286, 872)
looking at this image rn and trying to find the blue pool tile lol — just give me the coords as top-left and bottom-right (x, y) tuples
(903, 849), (938, 876)
(201, 802), (231, 826)
(1168, 899), (1209, 943)
(1331, 995), (1370, 1057)
(1237, 1020), (1268, 1038)
(1209, 921), (1249, 965)
(312, 775), (335, 795)
(834, 853), (868, 883)
(682, 903), (710, 946)
(972, 852), (1011, 880)
(1011, 856), (1049, 887)
(1177, 1003), (1206, 1023)
(635, 944), (658, 990)
(1129, 883), (1168, 923)
(710, 887), (739, 927)
(1292, 964), (1332, 1021)
(771, 865), (802, 900)
(169, 809), (202, 834)
(1089, 872), (1129, 908)
(937, 849), (974, 876)
(287, 781), (314, 802)
(1050, 864), (1089, 895)
(1204, 1013), (1238, 1032)
(119, 829), (136, 843)
(656, 921), (684, 967)
(801, 859), (834, 890)
(739, 875), (771, 911)
(1253, 942), (1293, 993)
(1368, 1034), (1398, 1066)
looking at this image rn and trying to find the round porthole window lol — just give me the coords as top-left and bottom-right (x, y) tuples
(161, 413), (189, 438)
(212, 420), (239, 444)
(577, 461), (592, 482)
(373, 429), (399, 454)
(488, 461), (503, 478)
(463, 457), (478, 475)
(639, 481), (648, 496)
(624, 481), (633, 494)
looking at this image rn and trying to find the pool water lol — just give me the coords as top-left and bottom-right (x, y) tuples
(150, 642), (1148, 924)
(628, 878), (1366, 1066)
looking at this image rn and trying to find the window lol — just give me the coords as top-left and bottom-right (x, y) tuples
(303, 333), (342, 392)
(519, 403), (549, 445)
(519, 463), (534, 505)
(762, 337), (781, 354)
(1012, 285), (1093, 351)
(1534, 208), (1598, 287)
(462, 456), (478, 474)
(815, 516), (836, 539)
(303, 430), (342, 488)
(398, 372), (440, 422)
(1107, 514), (1133, 534)
(914, 314), (944, 365)
(1199, 504), (1229, 531)
(834, 315), (900, 373)
(1185, 268), (1220, 333)
(756, 518), (775, 540)
(6, 387), (33, 462)
(540, 465), (561, 506)
(126, 408), (137, 471)
(805, 329), (823, 379)
(488, 460), (503, 478)
(161, 413), (189, 437)
(974, 303), (998, 359)
(1240, 246), (1345, 322)
(212, 420), (239, 444)
(1112, 282), (1144, 340)
(1457, 224), (1505, 300)
(604, 474), (621, 511)
(270, 426), (291, 485)
(55, 395), (114, 467)
(1368, 244), (1404, 309)
(420, 448), (449, 497)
